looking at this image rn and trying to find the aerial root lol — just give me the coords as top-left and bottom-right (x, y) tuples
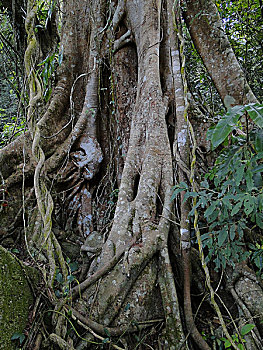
(49, 333), (75, 350)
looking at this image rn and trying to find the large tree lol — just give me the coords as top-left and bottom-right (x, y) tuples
(0, 0), (262, 349)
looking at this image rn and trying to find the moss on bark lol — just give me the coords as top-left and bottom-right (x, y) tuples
(0, 246), (39, 349)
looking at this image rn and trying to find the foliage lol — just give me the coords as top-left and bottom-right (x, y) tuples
(36, 0), (56, 30)
(173, 103), (263, 271)
(217, 324), (255, 349)
(54, 259), (79, 298)
(0, 9), (25, 148)
(185, 29), (224, 119)
(216, 0), (263, 101)
(208, 103), (263, 149)
(38, 48), (62, 102)
(11, 332), (25, 346)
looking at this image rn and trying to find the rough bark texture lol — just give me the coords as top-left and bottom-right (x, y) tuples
(0, 0), (262, 349)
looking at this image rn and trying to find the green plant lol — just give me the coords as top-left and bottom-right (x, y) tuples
(0, 115), (25, 147)
(54, 259), (79, 298)
(217, 324), (255, 349)
(38, 47), (62, 102)
(11, 332), (25, 346)
(172, 103), (263, 271)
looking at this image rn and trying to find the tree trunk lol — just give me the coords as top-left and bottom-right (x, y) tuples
(0, 0), (262, 349)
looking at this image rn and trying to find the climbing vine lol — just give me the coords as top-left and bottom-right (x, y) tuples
(24, 0), (68, 291)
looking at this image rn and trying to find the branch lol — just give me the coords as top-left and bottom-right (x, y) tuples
(113, 30), (132, 53)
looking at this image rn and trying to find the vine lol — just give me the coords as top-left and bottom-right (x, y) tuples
(24, 0), (67, 291)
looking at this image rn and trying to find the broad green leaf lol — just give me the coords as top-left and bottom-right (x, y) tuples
(253, 173), (263, 188)
(245, 104), (263, 128)
(245, 170), (254, 191)
(11, 333), (22, 341)
(223, 339), (232, 348)
(171, 187), (184, 201)
(171, 182), (188, 201)
(241, 324), (255, 336)
(201, 233), (212, 242)
(231, 200), (243, 216)
(222, 195), (235, 209)
(211, 105), (245, 149)
(244, 195), (255, 215)
(67, 275), (75, 283)
(11, 332), (26, 345)
(218, 229), (228, 247)
(204, 201), (217, 219)
(235, 164), (245, 186)
(208, 208), (220, 223)
(259, 193), (263, 211)
(251, 164), (263, 173)
(230, 225), (236, 240)
(252, 129), (263, 152)
(182, 191), (198, 204)
(69, 261), (78, 273)
(256, 213), (263, 229)
(56, 272), (63, 283)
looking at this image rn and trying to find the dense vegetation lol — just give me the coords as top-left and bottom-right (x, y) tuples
(0, 0), (262, 349)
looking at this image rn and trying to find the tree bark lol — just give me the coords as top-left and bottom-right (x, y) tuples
(0, 0), (263, 349)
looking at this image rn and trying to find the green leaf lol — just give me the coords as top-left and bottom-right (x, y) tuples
(245, 103), (263, 128)
(211, 105), (245, 149)
(218, 230), (228, 247)
(208, 208), (220, 223)
(104, 328), (111, 337)
(11, 333), (25, 345)
(182, 191), (198, 203)
(243, 195), (255, 215)
(224, 339), (232, 348)
(124, 303), (130, 311)
(251, 164), (263, 173)
(235, 164), (245, 186)
(245, 170), (254, 191)
(67, 309), (72, 317)
(69, 261), (78, 273)
(259, 193), (263, 211)
(231, 200), (243, 216)
(171, 187), (184, 201)
(67, 275), (75, 283)
(241, 324), (255, 336)
(56, 272), (63, 283)
(171, 182), (189, 201)
(204, 201), (218, 219)
(11, 333), (21, 340)
(230, 225), (236, 240)
(256, 213), (263, 229)
(253, 173), (263, 188)
(252, 129), (263, 152)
